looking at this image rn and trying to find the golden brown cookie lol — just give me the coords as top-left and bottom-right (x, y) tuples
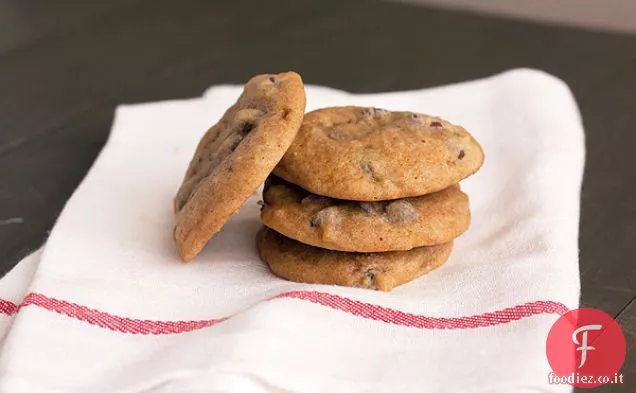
(260, 176), (470, 252)
(174, 72), (306, 261)
(257, 227), (452, 291)
(274, 106), (484, 201)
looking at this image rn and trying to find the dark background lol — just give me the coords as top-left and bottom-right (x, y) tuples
(0, 0), (634, 390)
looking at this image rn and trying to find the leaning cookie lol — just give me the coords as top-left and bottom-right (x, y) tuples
(274, 106), (484, 201)
(257, 227), (452, 291)
(174, 72), (306, 261)
(261, 176), (470, 252)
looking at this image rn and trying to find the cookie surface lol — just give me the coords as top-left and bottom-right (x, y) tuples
(257, 227), (452, 291)
(274, 106), (484, 200)
(174, 72), (306, 261)
(261, 176), (470, 252)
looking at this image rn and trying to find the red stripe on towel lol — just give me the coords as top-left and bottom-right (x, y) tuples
(0, 299), (20, 316)
(0, 291), (569, 335)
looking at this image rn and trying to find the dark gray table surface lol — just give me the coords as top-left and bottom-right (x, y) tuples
(0, 0), (634, 390)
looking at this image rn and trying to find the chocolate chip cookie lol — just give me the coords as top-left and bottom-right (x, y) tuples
(274, 106), (484, 201)
(174, 72), (306, 261)
(261, 176), (469, 252)
(257, 227), (452, 291)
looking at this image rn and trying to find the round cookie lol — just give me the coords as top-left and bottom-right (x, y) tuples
(257, 227), (452, 291)
(174, 72), (306, 262)
(273, 106), (484, 201)
(261, 176), (470, 252)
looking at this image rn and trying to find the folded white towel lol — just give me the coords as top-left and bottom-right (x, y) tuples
(0, 69), (584, 393)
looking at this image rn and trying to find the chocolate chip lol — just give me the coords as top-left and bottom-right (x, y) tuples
(430, 121), (443, 128)
(361, 269), (376, 289)
(458, 150), (465, 160)
(359, 202), (374, 214)
(309, 216), (320, 227)
(360, 161), (380, 182)
(309, 207), (338, 228)
(234, 109), (264, 139)
(385, 200), (418, 223)
(240, 121), (254, 136)
(282, 107), (291, 120)
(359, 202), (384, 214)
(269, 76), (276, 83)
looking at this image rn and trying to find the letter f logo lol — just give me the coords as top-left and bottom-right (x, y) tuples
(572, 324), (602, 368)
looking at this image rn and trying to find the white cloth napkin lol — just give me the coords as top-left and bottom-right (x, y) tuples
(0, 69), (584, 393)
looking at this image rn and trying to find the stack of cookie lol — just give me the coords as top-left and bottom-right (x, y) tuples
(258, 107), (484, 291)
(172, 72), (484, 292)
